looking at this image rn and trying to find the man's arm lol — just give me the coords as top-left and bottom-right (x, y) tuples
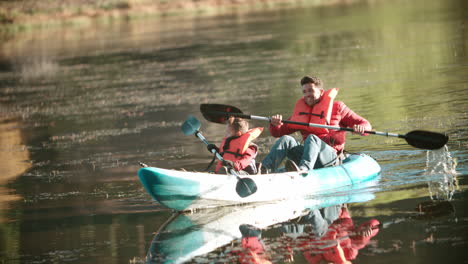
(268, 114), (298, 138)
(338, 102), (372, 134)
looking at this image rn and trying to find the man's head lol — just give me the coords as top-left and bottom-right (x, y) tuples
(226, 116), (249, 136)
(300, 76), (324, 106)
(300, 76), (323, 88)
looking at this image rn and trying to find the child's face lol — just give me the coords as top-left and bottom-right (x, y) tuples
(225, 124), (236, 137)
(226, 124), (244, 137)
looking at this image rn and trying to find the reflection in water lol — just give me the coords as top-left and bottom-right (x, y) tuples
(146, 179), (460, 264)
(415, 200), (455, 220)
(0, 119), (30, 264)
(146, 179), (379, 264)
(276, 205), (380, 264)
(0, 119), (30, 214)
(146, 198), (457, 264)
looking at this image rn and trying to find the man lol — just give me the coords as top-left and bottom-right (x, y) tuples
(259, 76), (371, 173)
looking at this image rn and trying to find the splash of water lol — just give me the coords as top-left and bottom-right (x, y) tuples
(424, 145), (458, 201)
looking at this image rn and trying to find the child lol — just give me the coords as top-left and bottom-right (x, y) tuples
(211, 116), (263, 174)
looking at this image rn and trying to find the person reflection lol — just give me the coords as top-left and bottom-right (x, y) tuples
(281, 204), (380, 264)
(234, 224), (272, 264)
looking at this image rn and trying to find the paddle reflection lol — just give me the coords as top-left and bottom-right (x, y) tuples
(145, 178), (381, 264)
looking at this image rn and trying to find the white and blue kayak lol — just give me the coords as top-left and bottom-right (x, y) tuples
(138, 153), (381, 211)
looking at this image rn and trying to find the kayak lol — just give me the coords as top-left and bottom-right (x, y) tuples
(138, 153), (381, 211)
(138, 154), (380, 211)
(146, 180), (379, 264)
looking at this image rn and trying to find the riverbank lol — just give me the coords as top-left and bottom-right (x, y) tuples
(0, 0), (366, 32)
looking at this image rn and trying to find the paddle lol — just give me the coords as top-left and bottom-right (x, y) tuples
(200, 104), (449, 150)
(181, 115), (258, 198)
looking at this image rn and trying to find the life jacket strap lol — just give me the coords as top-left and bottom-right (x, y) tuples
(221, 150), (243, 157)
(299, 111), (324, 119)
(220, 135), (244, 157)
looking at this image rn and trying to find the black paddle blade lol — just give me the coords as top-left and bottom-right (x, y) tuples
(200, 104), (243, 124)
(236, 177), (257, 198)
(404, 130), (449, 150)
(181, 115), (201, 136)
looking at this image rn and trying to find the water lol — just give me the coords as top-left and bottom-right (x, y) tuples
(0, 0), (467, 263)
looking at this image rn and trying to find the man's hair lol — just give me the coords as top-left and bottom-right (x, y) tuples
(228, 116), (249, 134)
(300, 76), (323, 88)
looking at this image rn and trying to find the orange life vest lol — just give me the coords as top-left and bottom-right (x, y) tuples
(289, 88), (339, 135)
(239, 237), (272, 264)
(215, 127), (263, 173)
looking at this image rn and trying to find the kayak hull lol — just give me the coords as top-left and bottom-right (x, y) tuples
(138, 154), (381, 211)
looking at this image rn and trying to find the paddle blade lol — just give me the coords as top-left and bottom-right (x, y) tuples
(200, 104), (243, 124)
(404, 130), (449, 150)
(236, 177), (257, 198)
(181, 115), (201, 136)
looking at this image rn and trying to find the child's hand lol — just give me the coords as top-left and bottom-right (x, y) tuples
(207, 144), (219, 153)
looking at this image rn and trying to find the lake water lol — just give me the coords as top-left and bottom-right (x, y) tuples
(0, 0), (467, 263)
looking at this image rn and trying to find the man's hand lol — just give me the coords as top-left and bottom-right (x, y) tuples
(351, 225), (374, 237)
(357, 225), (374, 237)
(352, 124), (366, 135)
(271, 114), (283, 126)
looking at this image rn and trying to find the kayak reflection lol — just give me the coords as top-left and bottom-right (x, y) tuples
(146, 177), (380, 264)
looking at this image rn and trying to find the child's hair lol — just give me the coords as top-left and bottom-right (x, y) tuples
(227, 116), (249, 134)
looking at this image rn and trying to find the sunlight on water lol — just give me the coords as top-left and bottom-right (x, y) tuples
(424, 146), (459, 201)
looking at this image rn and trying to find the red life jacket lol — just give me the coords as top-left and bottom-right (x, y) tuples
(215, 127), (263, 173)
(239, 237), (272, 264)
(289, 88), (339, 136)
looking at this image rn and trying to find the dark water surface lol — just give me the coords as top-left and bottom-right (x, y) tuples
(1, 0), (467, 263)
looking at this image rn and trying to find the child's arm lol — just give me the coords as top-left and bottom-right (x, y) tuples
(233, 145), (257, 171)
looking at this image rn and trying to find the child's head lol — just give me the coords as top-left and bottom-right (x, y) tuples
(226, 116), (249, 137)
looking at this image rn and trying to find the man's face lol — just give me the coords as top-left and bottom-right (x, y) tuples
(302, 83), (322, 106)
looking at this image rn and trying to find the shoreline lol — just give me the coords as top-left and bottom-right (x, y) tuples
(0, 0), (365, 33)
